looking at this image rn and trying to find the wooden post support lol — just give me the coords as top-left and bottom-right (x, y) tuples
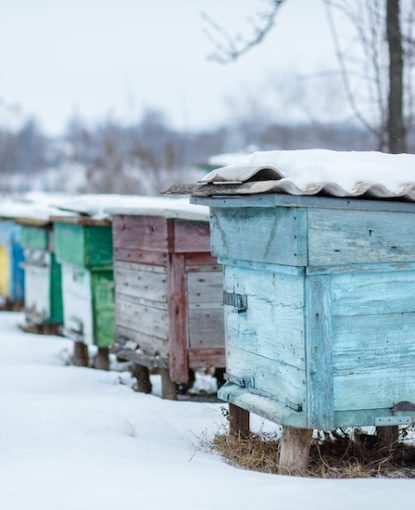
(73, 341), (89, 367)
(214, 367), (226, 389)
(160, 368), (178, 400)
(376, 425), (399, 450)
(94, 347), (110, 371)
(132, 364), (152, 394)
(229, 403), (250, 438)
(278, 427), (313, 475)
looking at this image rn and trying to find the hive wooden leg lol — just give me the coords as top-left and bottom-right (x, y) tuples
(94, 347), (110, 371)
(229, 403), (250, 438)
(214, 367), (226, 389)
(73, 341), (89, 367)
(160, 368), (178, 400)
(278, 427), (313, 475)
(132, 364), (152, 394)
(376, 425), (399, 450)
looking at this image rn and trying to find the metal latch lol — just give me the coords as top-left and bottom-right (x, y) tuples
(223, 291), (248, 313)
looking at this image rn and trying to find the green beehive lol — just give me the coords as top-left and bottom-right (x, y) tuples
(54, 217), (114, 369)
(19, 220), (63, 333)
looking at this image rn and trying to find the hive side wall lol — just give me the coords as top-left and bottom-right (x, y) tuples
(221, 261), (307, 427)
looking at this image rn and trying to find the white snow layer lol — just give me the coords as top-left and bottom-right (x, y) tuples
(0, 312), (413, 510)
(58, 194), (209, 221)
(202, 149), (415, 200)
(0, 194), (208, 222)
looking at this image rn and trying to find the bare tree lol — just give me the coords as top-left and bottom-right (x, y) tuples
(202, 1), (286, 64)
(204, 0), (415, 153)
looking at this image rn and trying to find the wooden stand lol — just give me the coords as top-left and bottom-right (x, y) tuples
(160, 368), (178, 400)
(132, 364), (152, 393)
(73, 341), (89, 367)
(94, 347), (110, 371)
(278, 427), (313, 475)
(214, 367), (226, 389)
(376, 425), (399, 450)
(229, 403), (250, 438)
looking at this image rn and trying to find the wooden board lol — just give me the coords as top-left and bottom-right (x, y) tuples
(308, 208), (415, 266)
(62, 264), (94, 343)
(114, 261), (167, 303)
(91, 270), (114, 348)
(54, 222), (113, 269)
(0, 244), (10, 298)
(24, 251), (51, 324)
(224, 265), (305, 370)
(186, 270), (224, 350)
(20, 225), (49, 252)
(210, 207), (308, 266)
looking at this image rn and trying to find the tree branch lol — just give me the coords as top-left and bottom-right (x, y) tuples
(202, 0), (286, 64)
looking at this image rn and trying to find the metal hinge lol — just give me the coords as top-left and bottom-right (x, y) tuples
(223, 291), (248, 313)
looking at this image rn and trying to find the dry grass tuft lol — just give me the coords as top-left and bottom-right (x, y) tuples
(207, 427), (415, 478)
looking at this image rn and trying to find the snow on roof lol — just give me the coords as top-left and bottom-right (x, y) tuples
(0, 196), (74, 224)
(104, 195), (209, 221)
(207, 151), (252, 169)
(199, 149), (415, 200)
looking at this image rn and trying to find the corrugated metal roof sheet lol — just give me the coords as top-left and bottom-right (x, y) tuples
(192, 149), (415, 201)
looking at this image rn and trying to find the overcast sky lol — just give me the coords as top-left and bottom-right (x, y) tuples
(1, 0), (341, 135)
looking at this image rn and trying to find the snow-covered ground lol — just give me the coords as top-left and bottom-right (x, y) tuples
(0, 312), (413, 510)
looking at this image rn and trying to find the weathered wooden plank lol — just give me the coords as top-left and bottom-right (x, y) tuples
(173, 220), (211, 253)
(112, 215), (170, 252)
(24, 255), (51, 324)
(187, 307), (224, 349)
(20, 225), (49, 251)
(188, 348), (225, 368)
(116, 294), (169, 340)
(305, 275), (335, 430)
(62, 264), (94, 343)
(308, 208), (415, 266)
(186, 270), (223, 304)
(0, 244), (10, 298)
(226, 346), (306, 412)
(332, 313), (415, 373)
(330, 270), (415, 316)
(218, 382), (307, 428)
(334, 408), (415, 428)
(116, 324), (169, 358)
(184, 253), (219, 267)
(114, 261), (167, 303)
(91, 270), (114, 348)
(224, 265), (305, 370)
(332, 311), (415, 411)
(334, 367), (415, 412)
(191, 193), (415, 213)
(114, 247), (168, 266)
(210, 207), (308, 266)
(167, 253), (188, 383)
(55, 222), (112, 268)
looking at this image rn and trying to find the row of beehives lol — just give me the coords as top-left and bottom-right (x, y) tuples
(0, 195), (226, 398)
(3, 185), (415, 474)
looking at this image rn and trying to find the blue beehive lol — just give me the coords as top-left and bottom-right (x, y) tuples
(0, 220), (25, 308)
(171, 148), (415, 470)
(192, 192), (415, 433)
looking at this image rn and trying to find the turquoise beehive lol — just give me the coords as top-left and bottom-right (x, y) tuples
(182, 150), (415, 441)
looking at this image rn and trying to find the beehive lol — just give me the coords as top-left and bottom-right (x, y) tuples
(54, 217), (114, 369)
(0, 221), (24, 309)
(18, 221), (63, 332)
(108, 198), (225, 398)
(178, 148), (415, 472)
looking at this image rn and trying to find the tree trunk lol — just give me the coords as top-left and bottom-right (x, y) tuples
(386, 0), (406, 153)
